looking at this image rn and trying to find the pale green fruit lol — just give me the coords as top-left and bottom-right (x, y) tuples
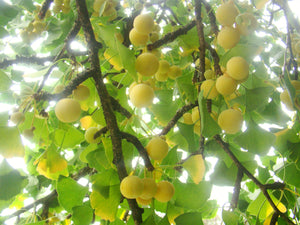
(129, 83), (154, 108)
(120, 175), (144, 199)
(55, 98), (81, 123)
(129, 28), (149, 46)
(146, 137), (169, 161)
(85, 127), (101, 144)
(158, 60), (170, 74)
(135, 53), (159, 76)
(226, 56), (249, 81)
(204, 69), (215, 80)
(10, 111), (25, 125)
(167, 65), (182, 80)
(218, 109), (243, 134)
(73, 84), (90, 101)
(133, 14), (154, 34)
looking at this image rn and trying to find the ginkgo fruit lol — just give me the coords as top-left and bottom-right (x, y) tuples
(167, 65), (182, 80)
(55, 98), (81, 123)
(226, 56), (249, 81)
(146, 137), (169, 161)
(158, 60), (170, 74)
(218, 108), (243, 134)
(129, 83), (154, 108)
(204, 69), (215, 80)
(236, 12), (257, 36)
(201, 80), (219, 99)
(140, 178), (157, 199)
(136, 197), (152, 206)
(155, 181), (175, 203)
(10, 111), (25, 125)
(150, 32), (159, 43)
(182, 154), (205, 184)
(133, 14), (154, 34)
(217, 26), (240, 49)
(85, 127), (101, 144)
(183, 112), (193, 125)
(155, 72), (168, 82)
(216, 1), (239, 26)
(135, 52), (159, 76)
(129, 28), (149, 46)
(73, 84), (90, 101)
(216, 74), (237, 96)
(120, 175), (144, 199)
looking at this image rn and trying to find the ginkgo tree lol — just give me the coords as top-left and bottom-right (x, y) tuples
(0, 0), (300, 224)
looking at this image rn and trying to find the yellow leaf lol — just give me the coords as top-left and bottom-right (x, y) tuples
(182, 154), (205, 184)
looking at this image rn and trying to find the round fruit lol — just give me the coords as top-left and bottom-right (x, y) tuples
(55, 98), (81, 123)
(135, 53), (159, 76)
(236, 12), (257, 36)
(120, 175), (144, 199)
(140, 178), (157, 199)
(146, 137), (169, 161)
(10, 111), (25, 125)
(216, 1), (239, 26)
(217, 26), (240, 49)
(22, 128), (34, 139)
(167, 65), (182, 80)
(155, 181), (175, 203)
(150, 32), (159, 43)
(129, 83), (154, 108)
(182, 154), (205, 184)
(226, 56), (249, 81)
(133, 14), (154, 34)
(201, 80), (219, 99)
(73, 84), (90, 101)
(216, 75), (237, 96)
(204, 69), (215, 80)
(155, 72), (168, 82)
(158, 60), (170, 74)
(136, 197), (152, 206)
(183, 112), (193, 125)
(85, 127), (101, 144)
(218, 109), (243, 134)
(129, 28), (149, 46)
(192, 107), (200, 126)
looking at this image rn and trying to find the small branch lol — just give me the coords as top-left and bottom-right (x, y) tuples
(147, 20), (196, 50)
(160, 102), (198, 136)
(205, 43), (222, 76)
(231, 168), (243, 209)
(38, 0), (53, 20)
(94, 126), (109, 139)
(271, 212), (280, 225)
(120, 132), (154, 171)
(0, 55), (54, 68)
(202, 0), (219, 37)
(110, 97), (132, 119)
(265, 182), (286, 190)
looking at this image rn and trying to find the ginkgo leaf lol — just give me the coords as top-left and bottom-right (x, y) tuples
(0, 126), (24, 158)
(182, 154), (205, 184)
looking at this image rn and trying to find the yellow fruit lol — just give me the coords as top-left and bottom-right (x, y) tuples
(55, 98), (81, 123)
(216, 75), (237, 96)
(167, 65), (182, 80)
(133, 14), (154, 34)
(236, 12), (257, 36)
(201, 80), (219, 99)
(120, 175), (144, 199)
(85, 127), (101, 144)
(182, 154), (205, 184)
(217, 26), (240, 49)
(146, 137), (169, 161)
(129, 28), (149, 46)
(218, 109), (243, 134)
(135, 53), (159, 76)
(216, 1), (239, 26)
(155, 72), (168, 82)
(73, 84), (90, 101)
(150, 32), (159, 42)
(129, 83), (154, 108)
(155, 181), (175, 203)
(136, 197), (152, 206)
(226, 56), (249, 81)
(204, 69), (215, 80)
(140, 178), (157, 199)
(192, 107), (200, 126)
(10, 111), (25, 125)
(183, 112), (193, 125)
(158, 60), (170, 74)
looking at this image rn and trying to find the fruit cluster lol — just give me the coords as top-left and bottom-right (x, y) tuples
(20, 19), (46, 44)
(120, 176), (175, 205)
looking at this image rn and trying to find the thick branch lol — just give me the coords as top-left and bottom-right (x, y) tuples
(0, 55), (54, 68)
(147, 20), (196, 50)
(160, 102), (198, 136)
(214, 135), (295, 225)
(195, 0), (205, 82)
(231, 168), (243, 209)
(75, 1), (143, 224)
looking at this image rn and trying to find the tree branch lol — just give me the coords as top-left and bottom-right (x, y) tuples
(38, 0), (53, 20)
(160, 102), (198, 136)
(202, 0), (219, 37)
(231, 168), (243, 209)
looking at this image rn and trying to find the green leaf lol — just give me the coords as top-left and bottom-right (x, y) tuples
(11, 0), (35, 11)
(57, 176), (88, 212)
(92, 108), (106, 126)
(174, 181), (212, 210)
(86, 146), (111, 171)
(0, 70), (11, 92)
(91, 169), (119, 198)
(245, 87), (274, 112)
(0, 1), (18, 26)
(142, 215), (157, 225)
(234, 119), (276, 155)
(0, 160), (26, 200)
(72, 205), (94, 225)
(276, 163), (300, 188)
(79, 144), (98, 163)
(174, 212), (204, 225)
(54, 127), (84, 149)
(0, 126), (24, 158)
(177, 122), (198, 152)
(222, 210), (239, 225)
(198, 92), (221, 138)
(151, 100), (180, 126)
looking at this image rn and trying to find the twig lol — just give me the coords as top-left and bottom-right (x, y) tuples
(94, 126), (109, 139)
(205, 43), (222, 76)
(231, 168), (243, 209)
(120, 132), (154, 171)
(147, 20), (196, 50)
(160, 102), (198, 136)
(38, 0), (53, 20)
(202, 0), (219, 37)
(0, 55), (54, 68)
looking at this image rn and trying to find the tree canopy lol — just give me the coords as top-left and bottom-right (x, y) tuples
(0, 0), (300, 224)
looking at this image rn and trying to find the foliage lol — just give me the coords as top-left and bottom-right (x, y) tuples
(0, 0), (300, 224)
